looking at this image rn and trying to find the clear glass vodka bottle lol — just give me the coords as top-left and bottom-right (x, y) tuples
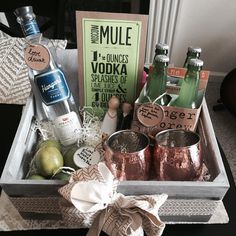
(15, 6), (82, 146)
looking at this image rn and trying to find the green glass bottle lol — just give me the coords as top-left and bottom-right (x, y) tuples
(178, 47), (201, 86)
(138, 55), (169, 105)
(183, 46), (201, 68)
(170, 59), (203, 109)
(154, 43), (169, 60)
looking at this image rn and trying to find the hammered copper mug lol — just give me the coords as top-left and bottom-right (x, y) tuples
(104, 130), (151, 180)
(154, 129), (202, 181)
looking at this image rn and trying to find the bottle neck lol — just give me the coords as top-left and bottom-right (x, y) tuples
(188, 51), (200, 59)
(155, 48), (168, 56)
(186, 64), (201, 76)
(153, 62), (168, 75)
(184, 52), (200, 68)
(20, 19), (40, 37)
(145, 62), (167, 103)
(176, 65), (200, 108)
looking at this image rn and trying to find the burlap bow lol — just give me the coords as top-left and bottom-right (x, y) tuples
(58, 163), (167, 236)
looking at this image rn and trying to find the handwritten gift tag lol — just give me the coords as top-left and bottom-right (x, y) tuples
(137, 103), (164, 127)
(73, 146), (101, 168)
(24, 44), (50, 71)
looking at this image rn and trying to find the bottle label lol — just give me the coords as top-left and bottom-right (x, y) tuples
(23, 20), (40, 36)
(52, 112), (81, 146)
(24, 44), (50, 71)
(35, 69), (70, 105)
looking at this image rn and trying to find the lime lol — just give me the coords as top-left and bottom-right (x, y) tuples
(35, 146), (64, 177)
(52, 171), (71, 181)
(64, 146), (79, 170)
(37, 139), (61, 152)
(27, 174), (46, 180)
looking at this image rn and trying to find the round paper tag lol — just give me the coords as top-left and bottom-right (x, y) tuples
(73, 146), (101, 168)
(24, 44), (50, 71)
(137, 103), (164, 127)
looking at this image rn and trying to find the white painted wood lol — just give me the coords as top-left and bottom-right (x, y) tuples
(0, 94), (35, 180)
(146, 0), (180, 63)
(145, 0), (156, 63)
(0, 97), (229, 200)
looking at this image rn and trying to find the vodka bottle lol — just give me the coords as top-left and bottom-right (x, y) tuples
(15, 6), (82, 146)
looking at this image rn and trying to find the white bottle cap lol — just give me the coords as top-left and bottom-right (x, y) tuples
(189, 58), (204, 67)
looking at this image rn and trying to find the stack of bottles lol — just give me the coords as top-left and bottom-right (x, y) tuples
(138, 43), (204, 109)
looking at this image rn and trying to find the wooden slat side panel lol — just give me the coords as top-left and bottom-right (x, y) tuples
(0, 94), (35, 181)
(0, 97), (230, 201)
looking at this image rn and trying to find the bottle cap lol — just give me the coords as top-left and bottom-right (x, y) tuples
(155, 55), (169, 63)
(188, 46), (202, 53)
(189, 59), (204, 67)
(156, 43), (169, 50)
(14, 6), (35, 21)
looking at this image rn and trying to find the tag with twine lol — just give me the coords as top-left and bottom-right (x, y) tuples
(58, 162), (167, 236)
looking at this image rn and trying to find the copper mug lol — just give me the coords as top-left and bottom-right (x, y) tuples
(104, 130), (151, 180)
(154, 129), (202, 181)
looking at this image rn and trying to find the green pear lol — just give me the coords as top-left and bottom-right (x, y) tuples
(35, 146), (64, 177)
(37, 139), (61, 152)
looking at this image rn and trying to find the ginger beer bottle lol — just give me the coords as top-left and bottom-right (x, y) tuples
(178, 47), (201, 86)
(183, 46), (201, 68)
(138, 55), (169, 105)
(171, 59), (203, 109)
(154, 43), (169, 60)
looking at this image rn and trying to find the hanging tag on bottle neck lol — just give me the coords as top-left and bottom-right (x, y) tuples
(24, 44), (50, 71)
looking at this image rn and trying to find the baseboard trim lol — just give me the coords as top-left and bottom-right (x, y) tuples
(210, 71), (227, 77)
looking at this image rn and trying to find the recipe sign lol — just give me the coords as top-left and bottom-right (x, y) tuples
(76, 11), (148, 110)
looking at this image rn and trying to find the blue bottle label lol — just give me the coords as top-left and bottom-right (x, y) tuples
(35, 69), (70, 105)
(23, 20), (40, 36)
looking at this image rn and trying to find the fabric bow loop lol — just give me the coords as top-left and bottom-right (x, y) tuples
(58, 162), (167, 236)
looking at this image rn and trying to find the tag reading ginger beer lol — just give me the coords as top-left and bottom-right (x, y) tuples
(24, 44), (50, 71)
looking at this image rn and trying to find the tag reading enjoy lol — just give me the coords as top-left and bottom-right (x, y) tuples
(137, 103), (164, 127)
(24, 44), (50, 71)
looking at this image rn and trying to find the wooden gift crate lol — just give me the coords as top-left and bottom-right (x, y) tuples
(0, 94), (230, 223)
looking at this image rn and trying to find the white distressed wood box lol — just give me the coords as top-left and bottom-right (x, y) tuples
(0, 95), (230, 223)
(0, 50), (230, 223)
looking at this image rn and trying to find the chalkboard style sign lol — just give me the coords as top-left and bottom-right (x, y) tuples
(76, 11), (148, 112)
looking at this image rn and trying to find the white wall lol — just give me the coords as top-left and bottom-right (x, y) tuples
(171, 0), (236, 74)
